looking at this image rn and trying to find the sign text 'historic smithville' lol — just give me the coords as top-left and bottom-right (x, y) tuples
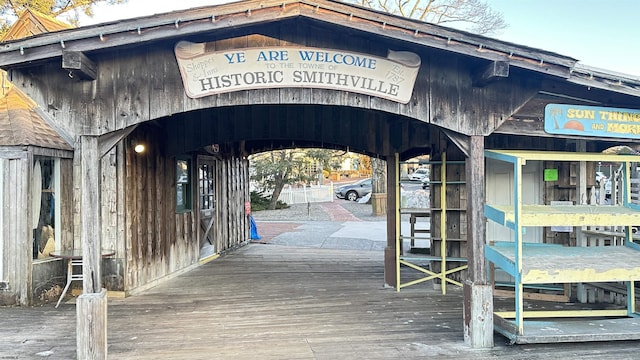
(174, 42), (421, 104)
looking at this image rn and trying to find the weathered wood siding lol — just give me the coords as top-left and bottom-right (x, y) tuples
(214, 156), (250, 253)
(96, 126), (250, 293)
(0, 149), (72, 306)
(0, 150), (31, 305)
(8, 20), (538, 142)
(122, 127), (198, 292)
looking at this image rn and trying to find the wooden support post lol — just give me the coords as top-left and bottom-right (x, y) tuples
(77, 289), (107, 359)
(81, 135), (102, 293)
(79, 135), (107, 359)
(371, 158), (387, 216)
(384, 153), (398, 287)
(464, 284), (493, 347)
(371, 193), (387, 216)
(463, 135), (493, 348)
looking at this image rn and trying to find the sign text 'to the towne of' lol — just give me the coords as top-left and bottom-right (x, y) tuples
(174, 41), (421, 104)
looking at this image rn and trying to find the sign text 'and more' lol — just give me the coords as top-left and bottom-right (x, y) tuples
(545, 104), (640, 139)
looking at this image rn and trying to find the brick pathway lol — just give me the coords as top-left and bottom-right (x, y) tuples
(251, 222), (301, 243)
(319, 202), (362, 222)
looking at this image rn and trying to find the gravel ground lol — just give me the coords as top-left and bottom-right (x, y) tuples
(251, 199), (386, 222)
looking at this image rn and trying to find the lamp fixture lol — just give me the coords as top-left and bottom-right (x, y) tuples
(133, 143), (146, 153)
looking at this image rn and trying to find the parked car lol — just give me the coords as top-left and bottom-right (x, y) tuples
(335, 178), (372, 201)
(408, 168), (429, 181)
(421, 174), (430, 189)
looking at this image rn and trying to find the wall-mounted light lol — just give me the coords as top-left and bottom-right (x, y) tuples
(133, 142), (146, 153)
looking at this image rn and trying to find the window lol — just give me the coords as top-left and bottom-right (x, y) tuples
(33, 157), (60, 260)
(176, 159), (192, 212)
(199, 163), (215, 211)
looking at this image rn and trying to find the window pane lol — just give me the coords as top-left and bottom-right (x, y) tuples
(176, 159), (192, 212)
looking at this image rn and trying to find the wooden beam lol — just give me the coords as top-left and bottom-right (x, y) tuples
(466, 135), (486, 282)
(473, 61), (509, 87)
(79, 135), (107, 359)
(443, 129), (469, 157)
(384, 152), (398, 287)
(463, 135), (493, 348)
(80, 135), (102, 292)
(62, 51), (97, 80)
(98, 125), (137, 158)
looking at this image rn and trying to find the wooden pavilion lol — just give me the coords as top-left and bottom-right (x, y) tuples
(0, 0), (640, 357)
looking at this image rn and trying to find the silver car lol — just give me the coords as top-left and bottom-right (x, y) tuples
(335, 178), (372, 201)
(409, 168), (429, 181)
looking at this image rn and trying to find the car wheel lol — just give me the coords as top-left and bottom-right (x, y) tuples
(346, 190), (358, 201)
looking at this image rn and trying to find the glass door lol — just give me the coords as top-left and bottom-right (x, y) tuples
(198, 157), (217, 259)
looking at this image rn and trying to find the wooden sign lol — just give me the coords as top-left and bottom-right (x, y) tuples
(174, 41), (421, 104)
(545, 104), (640, 139)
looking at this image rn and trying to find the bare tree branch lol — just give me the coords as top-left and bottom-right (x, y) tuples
(344, 0), (507, 35)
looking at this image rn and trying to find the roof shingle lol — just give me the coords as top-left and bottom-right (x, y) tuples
(0, 84), (72, 150)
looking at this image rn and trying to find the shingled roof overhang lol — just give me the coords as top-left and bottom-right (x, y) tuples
(0, 0), (637, 98)
(0, 84), (73, 152)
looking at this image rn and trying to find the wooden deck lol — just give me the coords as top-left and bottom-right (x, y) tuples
(2, 243), (640, 359)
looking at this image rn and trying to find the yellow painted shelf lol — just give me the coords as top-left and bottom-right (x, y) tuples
(484, 149), (640, 344)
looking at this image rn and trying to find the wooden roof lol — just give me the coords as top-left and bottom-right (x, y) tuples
(1, 8), (73, 42)
(0, 0), (574, 72)
(0, 0), (635, 98)
(0, 82), (72, 150)
(0, 9), (73, 151)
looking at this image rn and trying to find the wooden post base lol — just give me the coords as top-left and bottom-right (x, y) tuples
(384, 246), (396, 287)
(77, 288), (108, 359)
(371, 192), (387, 216)
(463, 283), (494, 348)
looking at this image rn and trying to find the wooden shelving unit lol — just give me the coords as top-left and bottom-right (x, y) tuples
(484, 149), (640, 344)
(397, 153), (467, 294)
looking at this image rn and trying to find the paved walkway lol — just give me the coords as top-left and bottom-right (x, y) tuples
(251, 200), (428, 251)
(252, 200), (388, 251)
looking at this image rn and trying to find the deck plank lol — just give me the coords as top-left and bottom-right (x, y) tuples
(2, 244), (640, 359)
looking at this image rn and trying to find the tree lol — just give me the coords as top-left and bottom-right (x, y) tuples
(250, 149), (308, 210)
(351, 0), (506, 35)
(250, 148), (349, 209)
(0, 0), (126, 35)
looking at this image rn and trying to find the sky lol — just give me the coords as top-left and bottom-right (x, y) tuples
(77, 0), (640, 77)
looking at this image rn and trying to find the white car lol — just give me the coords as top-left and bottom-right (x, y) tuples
(409, 168), (429, 181)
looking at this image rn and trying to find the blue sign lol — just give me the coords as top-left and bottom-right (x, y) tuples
(544, 104), (640, 139)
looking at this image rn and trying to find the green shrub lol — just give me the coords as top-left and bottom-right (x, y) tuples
(250, 191), (289, 211)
